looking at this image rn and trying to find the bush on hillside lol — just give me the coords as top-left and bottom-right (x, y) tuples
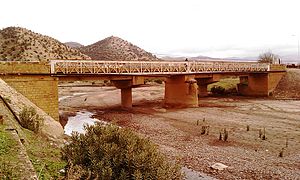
(61, 124), (182, 180)
(18, 106), (44, 133)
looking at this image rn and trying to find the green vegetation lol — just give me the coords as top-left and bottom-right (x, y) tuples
(210, 85), (225, 95)
(62, 124), (182, 180)
(0, 125), (20, 179)
(145, 78), (164, 84)
(208, 77), (239, 95)
(219, 128), (229, 141)
(154, 78), (163, 84)
(19, 106), (44, 133)
(1, 100), (65, 179)
(23, 128), (66, 179)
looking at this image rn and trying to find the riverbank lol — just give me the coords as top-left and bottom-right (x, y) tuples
(59, 83), (300, 179)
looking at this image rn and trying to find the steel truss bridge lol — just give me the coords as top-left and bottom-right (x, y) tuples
(50, 60), (273, 75)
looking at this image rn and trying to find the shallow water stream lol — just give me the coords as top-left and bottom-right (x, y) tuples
(64, 111), (102, 135)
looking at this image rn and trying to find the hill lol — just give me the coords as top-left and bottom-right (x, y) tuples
(64, 41), (84, 48)
(79, 36), (159, 61)
(0, 27), (91, 61)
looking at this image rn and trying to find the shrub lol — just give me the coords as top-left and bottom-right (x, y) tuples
(61, 124), (182, 180)
(154, 79), (163, 84)
(210, 85), (225, 95)
(225, 87), (237, 94)
(279, 148), (284, 157)
(18, 106), (44, 133)
(200, 125), (209, 135)
(223, 128), (228, 141)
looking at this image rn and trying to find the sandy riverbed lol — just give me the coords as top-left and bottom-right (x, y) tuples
(59, 83), (300, 179)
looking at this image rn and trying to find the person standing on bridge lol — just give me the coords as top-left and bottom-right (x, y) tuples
(185, 58), (190, 72)
(185, 58), (188, 69)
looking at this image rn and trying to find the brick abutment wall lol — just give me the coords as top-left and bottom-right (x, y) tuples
(1, 75), (59, 120)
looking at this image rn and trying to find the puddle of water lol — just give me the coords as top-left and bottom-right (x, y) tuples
(59, 95), (72, 101)
(182, 167), (217, 180)
(73, 92), (87, 96)
(59, 93), (87, 102)
(64, 111), (104, 136)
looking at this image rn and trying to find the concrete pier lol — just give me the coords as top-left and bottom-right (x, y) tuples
(164, 75), (198, 107)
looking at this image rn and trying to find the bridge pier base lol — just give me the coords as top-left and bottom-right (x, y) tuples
(164, 75), (198, 107)
(121, 88), (132, 108)
(112, 77), (144, 109)
(238, 72), (285, 96)
(112, 80), (134, 109)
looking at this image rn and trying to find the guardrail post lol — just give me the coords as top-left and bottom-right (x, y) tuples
(50, 61), (55, 74)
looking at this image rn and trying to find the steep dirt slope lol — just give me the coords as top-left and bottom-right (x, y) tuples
(273, 69), (300, 99)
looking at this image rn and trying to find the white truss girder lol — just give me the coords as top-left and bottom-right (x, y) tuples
(50, 60), (271, 75)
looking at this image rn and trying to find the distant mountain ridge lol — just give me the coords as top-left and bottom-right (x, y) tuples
(64, 41), (84, 48)
(0, 27), (91, 61)
(79, 36), (160, 61)
(158, 54), (259, 62)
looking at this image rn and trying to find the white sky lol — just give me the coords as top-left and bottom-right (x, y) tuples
(1, 0), (300, 59)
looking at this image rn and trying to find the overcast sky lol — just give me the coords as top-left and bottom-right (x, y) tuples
(1, 0), (300, 60)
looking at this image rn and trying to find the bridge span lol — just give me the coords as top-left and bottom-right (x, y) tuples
(0, 60), (286, 121)
(50, 60), (271, 75)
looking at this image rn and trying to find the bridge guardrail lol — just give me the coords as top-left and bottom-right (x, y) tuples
(49, 60), (272, 75)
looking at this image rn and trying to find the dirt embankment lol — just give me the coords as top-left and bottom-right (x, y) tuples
(273, 69), (300, 99)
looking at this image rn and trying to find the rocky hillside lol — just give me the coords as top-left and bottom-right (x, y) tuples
(273, 69), (300, 99)
(79, 36), (159, 61)
(0, 27), (91, 61)
(64, 41), (84, 48)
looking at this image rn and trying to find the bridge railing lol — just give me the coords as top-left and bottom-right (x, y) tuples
(50, 60), (271, 75)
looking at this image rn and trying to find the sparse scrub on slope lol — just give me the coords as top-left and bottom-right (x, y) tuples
(0, 27), (91, 61)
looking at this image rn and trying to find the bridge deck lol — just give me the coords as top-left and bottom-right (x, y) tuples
(50, 60), (278, 75)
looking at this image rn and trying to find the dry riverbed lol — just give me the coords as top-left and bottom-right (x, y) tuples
(59, 83), (300, 180)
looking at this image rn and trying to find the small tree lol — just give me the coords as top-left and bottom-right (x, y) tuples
(62, 124), (182, 179)
(18, 106), (44, 133)
(258, 52), (279, 64)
